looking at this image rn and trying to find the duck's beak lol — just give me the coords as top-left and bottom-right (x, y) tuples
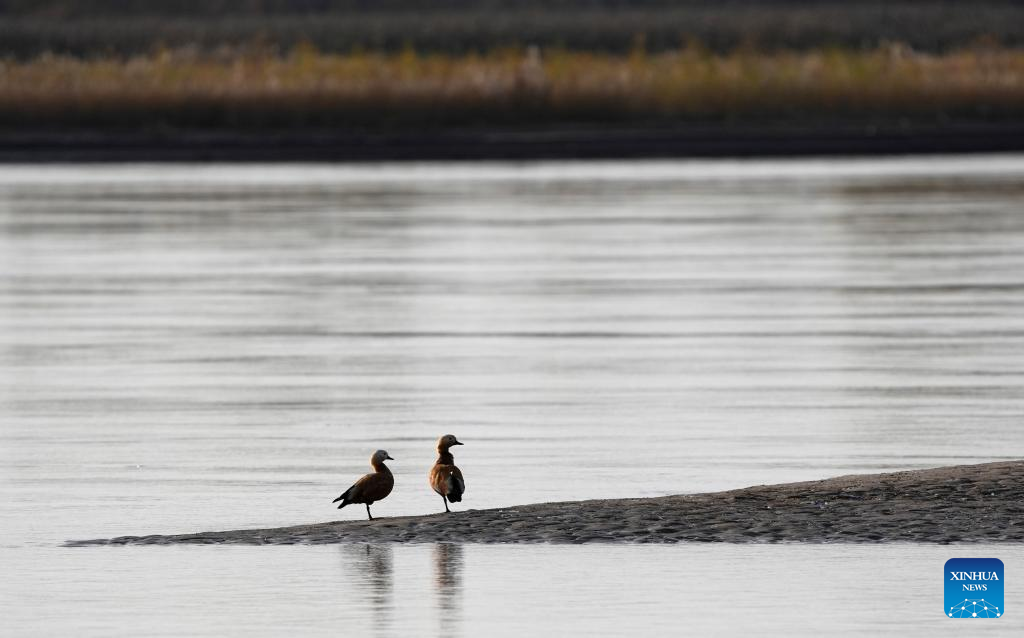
(385, 453), (395, 460)
(452, 440), (464, 446)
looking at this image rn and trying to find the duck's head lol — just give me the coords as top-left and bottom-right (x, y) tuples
(370, 449), (394, 466)
(436, 434), (463, 451)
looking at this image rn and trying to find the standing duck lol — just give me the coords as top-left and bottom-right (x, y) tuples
(333, 449), (394, 520)
(429, 434), (465, 513)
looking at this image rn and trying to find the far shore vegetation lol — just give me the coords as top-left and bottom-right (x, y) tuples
(1, 43), (1022, 131)
(2, 1), (1023, 58)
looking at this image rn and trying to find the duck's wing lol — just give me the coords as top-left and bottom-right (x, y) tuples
(333, 472), (373, 506)
(446, 466), (465, 502)
(360, 470), (395, 503)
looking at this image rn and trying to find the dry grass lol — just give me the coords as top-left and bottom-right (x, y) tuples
(1, 45), (1022, 130)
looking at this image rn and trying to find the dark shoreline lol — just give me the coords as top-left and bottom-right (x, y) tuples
(67, 460), (1024, 546)
(5, 123), (1024, 163)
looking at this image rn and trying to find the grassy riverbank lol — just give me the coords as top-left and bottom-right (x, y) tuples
(2, 45), (1021, 131)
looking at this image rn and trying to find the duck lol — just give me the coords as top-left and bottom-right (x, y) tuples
(429, 434), (464, 513)
(332, 449), (394, 520)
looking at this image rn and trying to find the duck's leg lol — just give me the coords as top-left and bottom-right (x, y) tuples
(366, 503), (374, 520)
(441, 495), (450, 513)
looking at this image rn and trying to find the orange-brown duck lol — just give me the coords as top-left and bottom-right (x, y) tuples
(429, 434), (464, 513)
(332, 449), (394, 520)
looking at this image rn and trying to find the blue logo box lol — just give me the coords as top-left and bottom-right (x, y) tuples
(945, 558), (1004, 618)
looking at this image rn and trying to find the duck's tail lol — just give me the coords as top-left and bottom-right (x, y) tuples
(332, 486), (354, 508)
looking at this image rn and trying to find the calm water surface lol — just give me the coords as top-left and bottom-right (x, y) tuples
(1, 156), (1023, 635)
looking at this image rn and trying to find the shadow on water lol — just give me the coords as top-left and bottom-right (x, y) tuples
(340, 544), (394, 634)
(433, 543), (464, 633)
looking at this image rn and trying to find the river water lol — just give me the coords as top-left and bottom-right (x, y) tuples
(1, 156), (1023, 635)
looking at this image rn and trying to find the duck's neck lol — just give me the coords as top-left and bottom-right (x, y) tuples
(435, 449), (455, 465)
(371, 460), (392, 474)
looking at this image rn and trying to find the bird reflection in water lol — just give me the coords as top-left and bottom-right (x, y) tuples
(433, 543), (464, 631)
(341, 543), (394, 635)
